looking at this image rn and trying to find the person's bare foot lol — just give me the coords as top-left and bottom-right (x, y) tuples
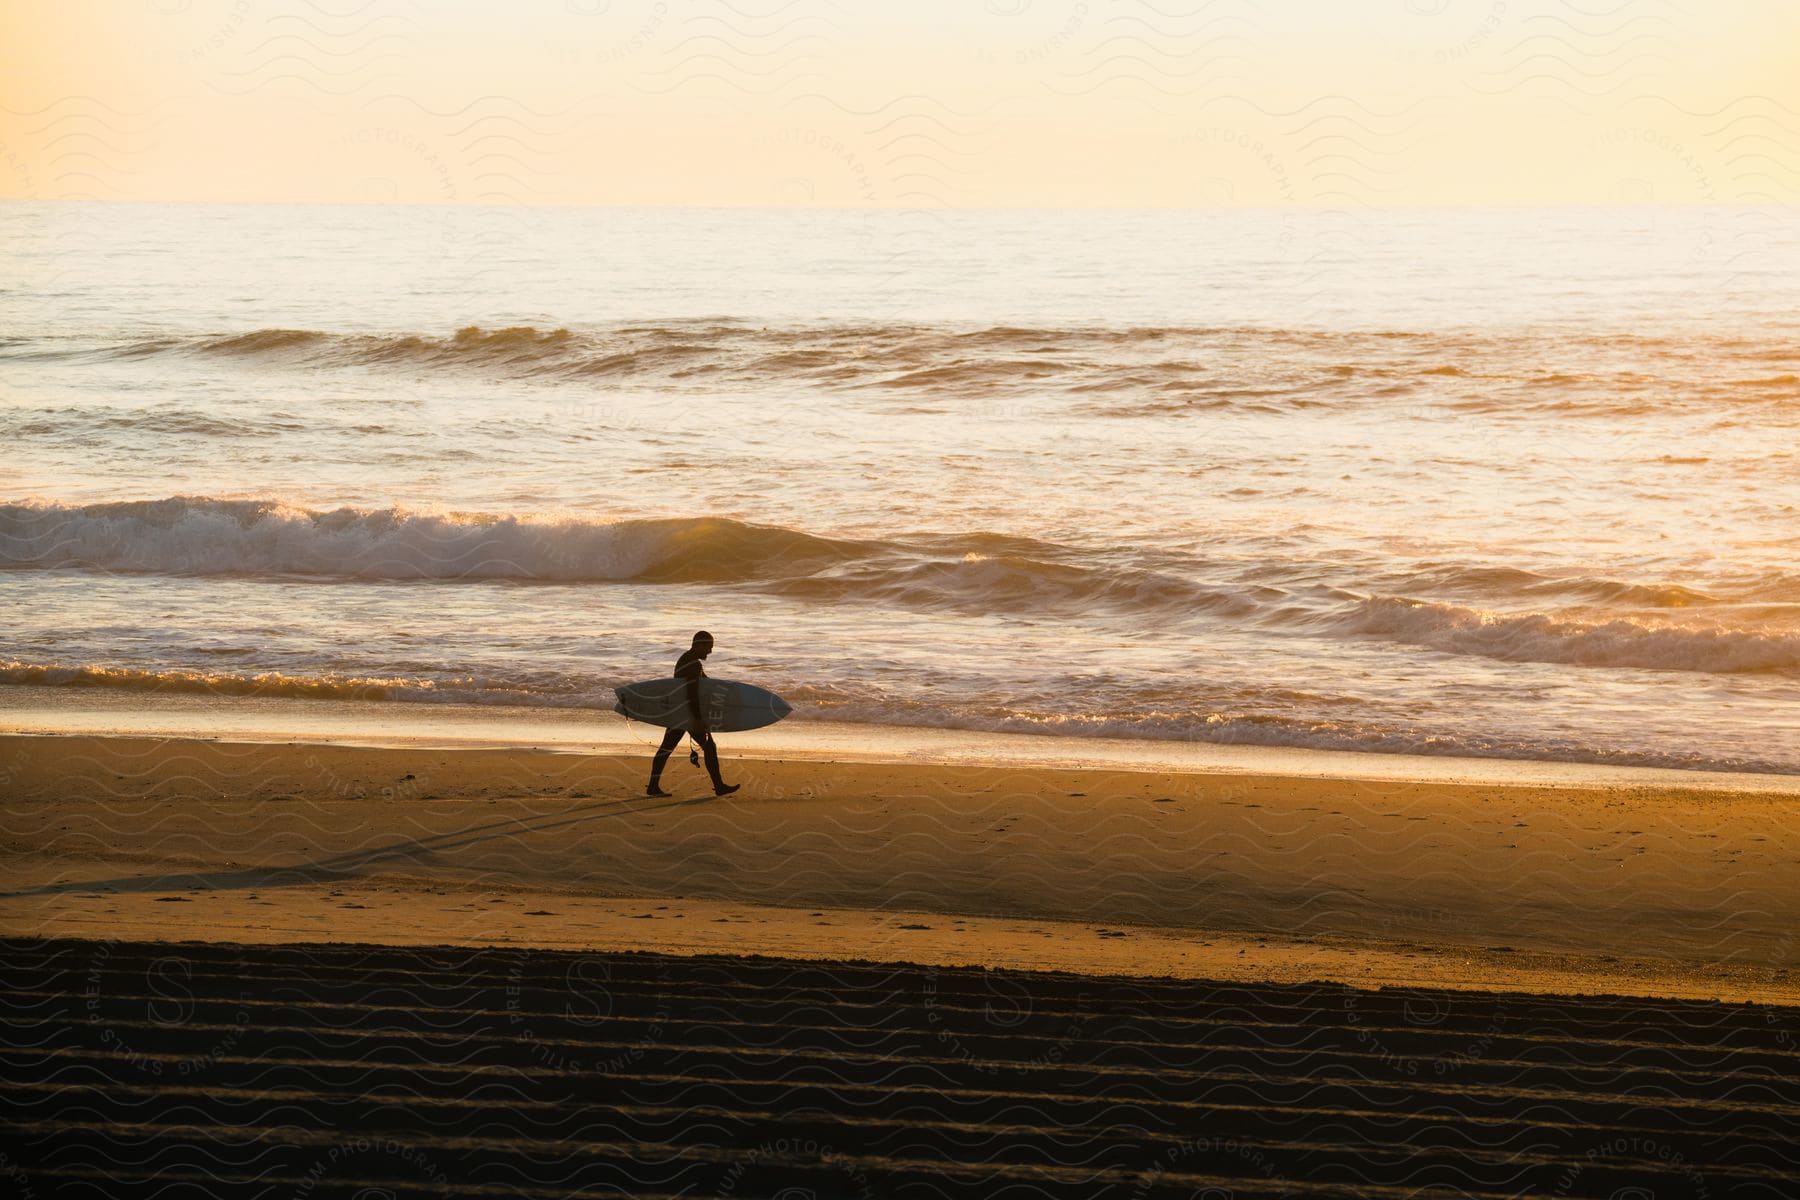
(713, 783), (740, 797)
(645, 784), (672, 798)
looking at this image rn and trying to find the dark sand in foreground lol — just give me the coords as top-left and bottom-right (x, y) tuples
(4, 937), (1796, 1199)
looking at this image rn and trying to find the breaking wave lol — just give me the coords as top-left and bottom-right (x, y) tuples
(4, 497), (1796, 678)
(1342, 596), (1800, 675)
(0, 497), (875, 584)
(0, 497), (1251, 621)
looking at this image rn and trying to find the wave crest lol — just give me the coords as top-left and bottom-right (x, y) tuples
(0, 497), (875, 583)
(1345, 596), (1800, 674)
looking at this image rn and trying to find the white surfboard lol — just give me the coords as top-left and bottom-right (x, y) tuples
(613, 677), (792, 733)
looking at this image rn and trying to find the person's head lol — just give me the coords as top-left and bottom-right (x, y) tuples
(692, 630), (714, 657)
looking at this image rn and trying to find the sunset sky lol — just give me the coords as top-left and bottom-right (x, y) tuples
(2, 0), (1796, 207)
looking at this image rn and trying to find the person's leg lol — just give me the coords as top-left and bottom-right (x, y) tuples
(699, 733), (735, 794)
(647, 727), (684, 794)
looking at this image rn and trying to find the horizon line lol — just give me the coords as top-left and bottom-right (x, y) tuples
(2, 196), (1794, 214)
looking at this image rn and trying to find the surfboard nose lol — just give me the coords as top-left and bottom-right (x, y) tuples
(772, 696), (792, 719)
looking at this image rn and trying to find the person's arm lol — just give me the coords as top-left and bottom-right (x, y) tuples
(684, 666), (709, 738)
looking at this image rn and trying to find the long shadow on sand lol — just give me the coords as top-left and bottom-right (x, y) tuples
(1, 792), (718, 900)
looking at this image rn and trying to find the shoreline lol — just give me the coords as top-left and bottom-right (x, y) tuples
(4, 684), (1796, 794)
(5, 731), (1796, 1005)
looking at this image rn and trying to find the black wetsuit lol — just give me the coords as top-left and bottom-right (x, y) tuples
(649, 647), (724, 790)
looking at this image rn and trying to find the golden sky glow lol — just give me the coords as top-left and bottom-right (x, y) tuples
(2, 0), (1797, 206)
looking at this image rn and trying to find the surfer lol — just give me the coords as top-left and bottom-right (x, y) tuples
(646, 630), (740, 798)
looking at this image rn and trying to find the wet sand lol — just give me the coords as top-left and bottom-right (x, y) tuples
(3, 937), (1794, 1198)
(2, 733), (1796, 1002)
(8, 684), (1797, 792)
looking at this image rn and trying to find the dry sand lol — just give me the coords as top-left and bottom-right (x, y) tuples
(3, 733), (1795, 1003)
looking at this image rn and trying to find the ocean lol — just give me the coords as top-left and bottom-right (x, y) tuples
(3, 201), (1797, 774)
